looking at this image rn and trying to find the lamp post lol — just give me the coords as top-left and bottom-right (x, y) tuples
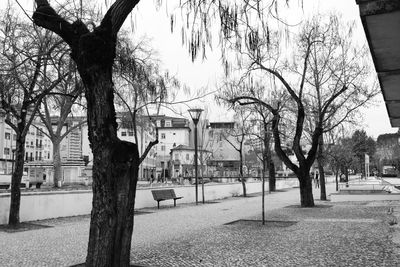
(188, 108), (203, 205)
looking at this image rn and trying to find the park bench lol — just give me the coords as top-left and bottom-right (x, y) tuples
(151, 189), (183, 209)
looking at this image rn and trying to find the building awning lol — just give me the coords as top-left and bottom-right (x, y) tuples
(356, 0), (400, 126)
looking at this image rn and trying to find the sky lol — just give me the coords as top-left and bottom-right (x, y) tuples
(4, 0), (398, 139)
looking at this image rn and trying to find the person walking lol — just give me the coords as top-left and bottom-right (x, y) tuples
(315, 171), (320, 188)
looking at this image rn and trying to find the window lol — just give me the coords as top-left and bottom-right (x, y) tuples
(161, 145), (165, 151)
(35, 151), (38, 160)
(209, 130), (214, 138)
(25, 152), (28, 160)
(121, 132), (127, 136)
(186, 154), (189, 160)
(161, 133), (166, 139)
(13, 134), (16, 140)
(128, 131), (134, 136)
(175, 154), (179, 160)
(4, 148), (10, 155)
(165, 121), (171, 127)
(173, 133), (176, 135)
(5, 133), (10, 140)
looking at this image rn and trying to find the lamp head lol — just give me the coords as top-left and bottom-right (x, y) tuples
(188, 108), (203, 125)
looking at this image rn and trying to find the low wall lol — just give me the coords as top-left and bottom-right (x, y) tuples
(330, 193), (400, 202)
(0, 178), (299, 225)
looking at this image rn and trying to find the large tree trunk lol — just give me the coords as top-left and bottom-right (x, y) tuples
(87, 140), (139, 266)
(80, 64), (140, 266)
(52, 140), (62, 187)
(8, 135), (26, 226)
(317, 135), (326, 200)
(71, 31), (139, 266)
(32, 1), (142, 265)
(298, 171), (314, 207)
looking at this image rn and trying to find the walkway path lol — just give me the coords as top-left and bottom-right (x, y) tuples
(1, 181), (399, 266)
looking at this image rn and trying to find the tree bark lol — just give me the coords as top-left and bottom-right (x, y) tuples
(87, 140), (139, 266)
(298, 172), (315, 207)
(239, 149), (247, 197)
(335, 169), (339, 191)
(81, 63), (140, 266)
(262, 156), (266, 225)
(33, 1), (142, 265)
(268, 160), (276, 192)
(8, 135), (26, 226)
(264, 124), (276, 192)
(317, 135), (326, 200)
(82, 70), (140, 266)
(52, 140), (62, 187)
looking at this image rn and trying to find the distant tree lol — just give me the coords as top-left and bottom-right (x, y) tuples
(375, 133), (400, 174)
(0, 6), (67, 225)
(221, 107), (252, 197)
(246, 108), (276, 192)
(302, 15), (378, 200)
(226, 16), (375, 206)
(31, 0), (301, 264)
(37, 60), (86, 187)
(351, 130), (376, 176)
(327, 137), (355, 190)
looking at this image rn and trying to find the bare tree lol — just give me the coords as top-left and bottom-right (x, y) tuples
(226, 13), (376, 207)
(37, 59), (86, 187)
(220, 106), (252, 197)
(30, 0), (303, 264)
(302, 15), (379, 200)
(0, 6), (67, 225)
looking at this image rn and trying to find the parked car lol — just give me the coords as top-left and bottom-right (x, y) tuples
(0, 172), (29, 189)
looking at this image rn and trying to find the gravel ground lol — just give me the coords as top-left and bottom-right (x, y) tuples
(0, 182), (399, 266)
(131, 202), (400, 267)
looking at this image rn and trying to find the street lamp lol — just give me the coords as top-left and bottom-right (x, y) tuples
(188, 108), (203, 205)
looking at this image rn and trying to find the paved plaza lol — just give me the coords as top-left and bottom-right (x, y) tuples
(0, 182), (400, 266)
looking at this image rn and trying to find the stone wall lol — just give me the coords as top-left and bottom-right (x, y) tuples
(0, 179), (300, 225)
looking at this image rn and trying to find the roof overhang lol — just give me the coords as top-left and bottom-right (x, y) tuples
(356, 0), (400, 126)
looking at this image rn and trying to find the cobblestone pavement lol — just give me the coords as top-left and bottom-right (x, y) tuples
(1, 182), (399, 266)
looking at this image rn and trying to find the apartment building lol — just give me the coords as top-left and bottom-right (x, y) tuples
(0, 111), (53, 174)
(81, 113), (159, 181)
(0, 113), (16, 174)
(170, 144), (211, 179)
(24, 120), (52, 162)
(117, 113), (157, 181)
(149, 115), (191, 180)
(204, 122), (242, 177)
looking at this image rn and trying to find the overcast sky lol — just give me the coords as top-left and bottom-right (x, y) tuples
(4, 0), (398, 138)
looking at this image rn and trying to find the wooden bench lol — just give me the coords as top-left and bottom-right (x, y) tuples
(151, 189), (183, 209)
